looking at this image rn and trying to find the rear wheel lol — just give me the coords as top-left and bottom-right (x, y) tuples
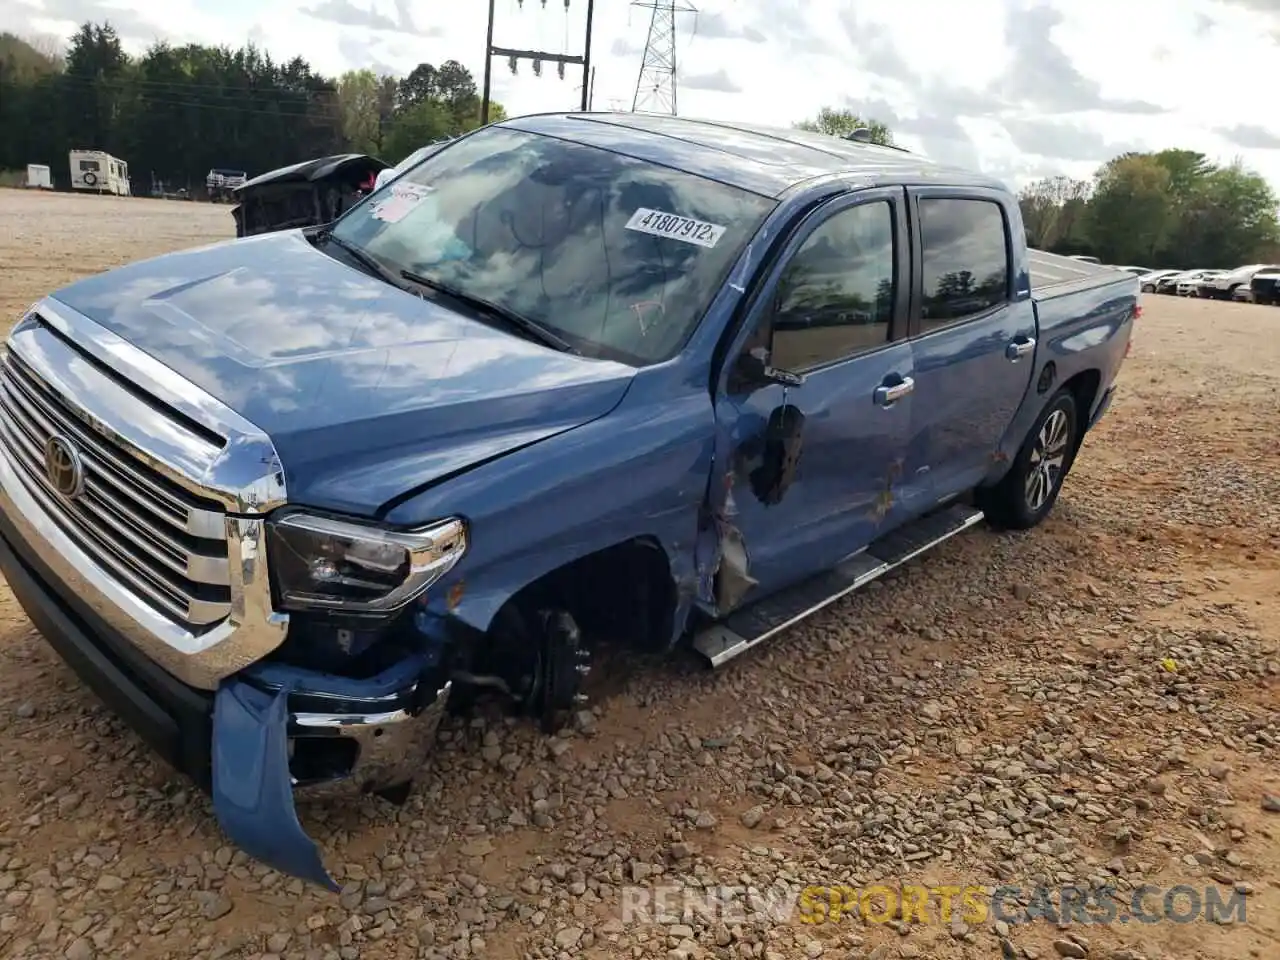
(1141, 283), (1155, 293)
(978, 389), (1078, 531)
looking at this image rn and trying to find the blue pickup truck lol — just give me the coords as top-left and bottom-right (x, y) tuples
(0, 113), (1137, 889)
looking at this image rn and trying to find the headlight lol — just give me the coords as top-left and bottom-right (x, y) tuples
(266, 513), (467, 614)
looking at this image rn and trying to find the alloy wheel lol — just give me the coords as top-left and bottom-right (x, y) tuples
(1024, 408), (1070, 512)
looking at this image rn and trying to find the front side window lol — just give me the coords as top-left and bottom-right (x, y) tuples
(919, 198), (1010, 331)
(331, 126), (776, 365)
(769, 200), (895, 372)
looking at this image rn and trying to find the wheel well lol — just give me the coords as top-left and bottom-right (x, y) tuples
(1062, 369), (1101, 445)
(498, 538), (678, 653)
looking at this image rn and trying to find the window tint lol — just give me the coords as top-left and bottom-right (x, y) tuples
(332, 127), (775, 366)
(769, 201), (895, 371)
(919, 198), (1009, 329)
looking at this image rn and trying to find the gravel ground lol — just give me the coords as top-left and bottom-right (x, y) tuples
(0, 189), (1277, 960)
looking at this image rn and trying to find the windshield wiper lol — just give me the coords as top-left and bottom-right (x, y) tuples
(400, 269), (577, 354)
(319, 231), (407, 289)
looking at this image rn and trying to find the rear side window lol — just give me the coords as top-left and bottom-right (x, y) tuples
(919, 198), (1010, 331)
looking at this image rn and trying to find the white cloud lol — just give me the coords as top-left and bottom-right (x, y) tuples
(8, 0), (1280, 192)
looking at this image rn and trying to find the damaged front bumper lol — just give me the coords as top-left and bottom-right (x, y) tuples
(213, 661), (451, 891)
(0, 507), (450, 892)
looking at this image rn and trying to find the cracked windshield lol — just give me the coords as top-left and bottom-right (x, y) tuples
(331, 126), (775, 364)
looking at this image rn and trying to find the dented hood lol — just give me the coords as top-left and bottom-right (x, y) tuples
(49, 230), (636, 514)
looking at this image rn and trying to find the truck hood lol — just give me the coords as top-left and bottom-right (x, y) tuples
(49, 230), (636, 514)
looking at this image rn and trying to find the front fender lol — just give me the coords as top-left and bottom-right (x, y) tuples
(387, 375), (715, 638)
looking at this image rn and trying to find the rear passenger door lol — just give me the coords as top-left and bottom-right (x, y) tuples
(905, 189), (1037, 503)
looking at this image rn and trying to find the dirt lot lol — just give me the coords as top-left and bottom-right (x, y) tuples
(0, 189), (1276, 960)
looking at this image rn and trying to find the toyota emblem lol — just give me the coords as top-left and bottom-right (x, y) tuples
(44, 435), (85, 499)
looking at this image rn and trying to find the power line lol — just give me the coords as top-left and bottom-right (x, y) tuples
(481, 0), (596, 123)
(52, 71), (331, 97)
(49, 79), (341, 121)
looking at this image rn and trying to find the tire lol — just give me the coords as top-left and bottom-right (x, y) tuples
(977, 389), (1079, 531)
(1141, 284), (1155, 293)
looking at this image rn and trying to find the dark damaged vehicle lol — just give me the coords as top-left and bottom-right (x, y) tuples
(230, 153), (390, 238)
(0, 113), (1137, 889)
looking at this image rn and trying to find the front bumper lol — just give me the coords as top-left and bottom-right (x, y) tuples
(0, 506), (451, 889)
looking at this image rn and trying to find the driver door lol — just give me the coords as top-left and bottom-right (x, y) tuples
(710, 188), (921, 606)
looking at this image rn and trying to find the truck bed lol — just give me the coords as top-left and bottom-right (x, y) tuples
(1029, 249), (1134, 301)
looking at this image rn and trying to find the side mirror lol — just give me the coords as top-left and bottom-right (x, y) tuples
(733, 348), (806, 391)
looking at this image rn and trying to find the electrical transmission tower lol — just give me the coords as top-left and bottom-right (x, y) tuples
(631, 1), (697, 115)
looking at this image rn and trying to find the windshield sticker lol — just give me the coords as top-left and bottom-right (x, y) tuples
(625, 208), (726, 249)
(371, 183), (432, 224)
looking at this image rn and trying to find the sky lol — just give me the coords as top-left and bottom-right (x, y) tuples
(5, 0), (1280, 192)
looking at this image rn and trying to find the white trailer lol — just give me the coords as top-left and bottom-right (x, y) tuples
(69, 149), (131, 196)
(25, 164), (53, 189)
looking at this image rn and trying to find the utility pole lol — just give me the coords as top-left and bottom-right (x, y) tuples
(481, 0), (497, 125)
(482, 0), (596, 125)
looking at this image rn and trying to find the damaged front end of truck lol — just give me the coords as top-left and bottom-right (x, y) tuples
(0, 301), (493, 891)
(210, 510), (470, 891)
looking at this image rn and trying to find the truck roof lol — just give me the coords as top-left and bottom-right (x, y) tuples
(501, 111), (1005, 199)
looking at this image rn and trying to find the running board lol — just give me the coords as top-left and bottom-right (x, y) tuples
(693, 503), (985, 667)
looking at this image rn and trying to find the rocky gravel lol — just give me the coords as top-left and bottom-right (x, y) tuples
(0, 191), (1277, 960)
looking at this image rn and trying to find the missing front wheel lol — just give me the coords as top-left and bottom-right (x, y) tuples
(449, 605), (591, 733)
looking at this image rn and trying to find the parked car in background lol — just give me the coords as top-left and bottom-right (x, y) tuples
(372, 138), (454, 193)
(1250, 268), (1280, 306)
(1138, 269), (1180, 292)
(229, 153), (390, 237)
(1198, 264), (1280, 300)
(1113, 265), (1152, 276)
(1178, 270), (1222, 296)
(1154, 270), (1200, 295)
(0, 112), (1139, 890)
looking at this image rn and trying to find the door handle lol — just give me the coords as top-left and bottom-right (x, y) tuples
(873, 376), (914, 406)
(1006, 337), (1036, 361)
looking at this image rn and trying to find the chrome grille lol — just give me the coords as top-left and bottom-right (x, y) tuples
(0, 349), (232, 631)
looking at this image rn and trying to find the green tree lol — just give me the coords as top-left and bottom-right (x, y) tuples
(794, 107), (893, 146)
(0, 32), (62, 80)
(337, 69), (381, 156)
(1018, 176), (1091, 251)
(383, 100), (453, 164)
(0, 20), (509, 188)
(1182, 161), (1280, 269)
(1086, 154), (1173, 264)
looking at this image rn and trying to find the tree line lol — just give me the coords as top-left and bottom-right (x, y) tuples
(8, 21), (1273, 269)
(797, 111), (1280, 270)
(1018, 151), (1280, 269)
(0, 23), (507, 194)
